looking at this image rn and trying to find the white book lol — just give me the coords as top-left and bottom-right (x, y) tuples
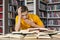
(37, 35), (51, 38)
(24, 34), (37, 38)
(28, 28), (48, 31)
(0, 34), (24, 38)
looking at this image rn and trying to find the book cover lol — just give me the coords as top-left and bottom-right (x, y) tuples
(0, 0), (2, 4)
(0, 7), (3, 12)
(0, 28), (2, 33)
(56, 5), (60, 10)
(0, 14), (2, 19)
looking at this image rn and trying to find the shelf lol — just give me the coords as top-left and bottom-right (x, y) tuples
(27, 2), (34, 4)
(47, 25), (60, 27)
(0, 5), (3, 6)
(47, 10), (60, 12)
(28, 10), (34, 12)
(0, 33), (3, 34)
(0, 26), (3, 27)
(0, 19), (3, 20)
(40, 17), (47, 19)
(8, 18), (15, 20)
(8, 11), (16, 13)
(27, 1), (34, 3)
(9, 3), (18, 6)
(39, 9), (47, 12)
(48, 17), (60, 19)
(0, 12), (3, 13)
(40, 1), (47, 5)
(19, 0), (24, 2)
(48, 2), (60, 5)
(8, 25), (14, 27)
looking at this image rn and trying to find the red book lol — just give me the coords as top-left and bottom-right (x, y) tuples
(0, 14), (2, 19)
(0, 21), (2, 26)
(0, 28), (2, 33)
(0, 7), (3, 12)
(0, 0), (2, 4)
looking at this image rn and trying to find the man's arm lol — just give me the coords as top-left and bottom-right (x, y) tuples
(15, 7), (21, 32)
(31, 14), (45, 28)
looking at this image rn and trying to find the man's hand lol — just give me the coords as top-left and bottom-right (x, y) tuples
(18, 7), (21, 16)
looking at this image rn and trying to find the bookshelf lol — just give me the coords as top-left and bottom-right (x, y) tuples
(8, 0), (25, 32)
(7, 0), (60, 32)
(25, 0), (36, 14)
(0, 0), (8, 35)
(47, 0), (60, 31)
(8, 0), (18, 32)
(37, 0), (47, 27)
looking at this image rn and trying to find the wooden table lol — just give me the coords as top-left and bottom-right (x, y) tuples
(0, 34), (60, 40)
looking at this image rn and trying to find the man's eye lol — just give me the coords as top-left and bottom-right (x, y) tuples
(22, 15), (25, 16)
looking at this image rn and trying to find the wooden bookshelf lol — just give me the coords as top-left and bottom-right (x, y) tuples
(36, 0), (60, 30)
(47, 10), (60, 12)
(8, 0), (17, 32)
(48, 2), (60, 5)
(8, 0), (25, 32)
(37, 0), (47, 27)
(0, 0), (9, 35)
(47, 0), (60, 31)
(25, 0), (36, 14)
(47, 25), (60, 27)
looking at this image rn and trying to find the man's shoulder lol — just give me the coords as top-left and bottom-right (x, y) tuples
(16, 15), (18, 18)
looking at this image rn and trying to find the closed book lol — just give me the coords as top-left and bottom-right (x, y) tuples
(0, 21), (2, 26)
(0, 14), (2, 19)
(37, 35), (51, 38)
(0, 7), (3, 12)
(0, 28), (2, 33)
(24, 34), (37, 38)
(0, 0), (2, 4)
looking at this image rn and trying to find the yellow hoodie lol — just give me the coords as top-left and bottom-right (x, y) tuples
(15, 14), (44, 30)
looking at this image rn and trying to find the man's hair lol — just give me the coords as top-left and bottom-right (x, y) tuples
(18, 6), (28, 13)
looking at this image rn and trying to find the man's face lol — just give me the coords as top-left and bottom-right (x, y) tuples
(21, 11), (28, 19)
(21, 11), (27, 16)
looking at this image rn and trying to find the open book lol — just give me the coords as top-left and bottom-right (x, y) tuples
(12, 28), (48, 34)
(0, 34), (24, 38)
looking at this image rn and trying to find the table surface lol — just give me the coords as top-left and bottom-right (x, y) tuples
(0, 34), (60, 40)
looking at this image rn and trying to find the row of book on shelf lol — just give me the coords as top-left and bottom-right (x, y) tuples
(39, 3), (46, 10)
(47, 5), (60, 10)
(8, 20), (15, 26)
(0, 0), (3, 33)
(8, 12), (15, 19)
(48, 20), (60, 25)
(48, 0), (60, 3)
(9, 0), (25, 6)
(47, 12), (60, 18)
(38, 11), (60, 18)
(8, 5), (17, 12)
(47, 27), (60, 31)
(42, 19), (47, 25)
(9, 0), (18, 5)
(39, 12), (47, 17)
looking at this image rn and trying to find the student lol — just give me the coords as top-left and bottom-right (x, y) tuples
(15, 6), (45, 32)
